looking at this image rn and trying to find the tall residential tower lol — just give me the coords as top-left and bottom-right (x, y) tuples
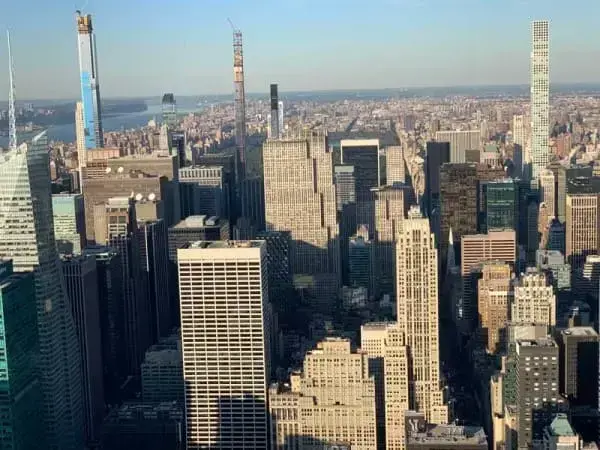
(77, 12), (103, 149)
(530, 20), (549, 179)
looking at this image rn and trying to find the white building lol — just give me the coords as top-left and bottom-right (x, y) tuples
(531, 20), (550, 179)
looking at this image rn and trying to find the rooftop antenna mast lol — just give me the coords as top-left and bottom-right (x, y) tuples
(7, 30), (17, 151)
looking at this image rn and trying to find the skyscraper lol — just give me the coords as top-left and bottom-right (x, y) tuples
(278, 100), (284, 137)
(566, 193), (600, 270)
(232, 26), (246, 181)
(435, 130), (480, 163)
(263, 131), (340, 305)
(512, 115), (526, 178)
(0, 133), (84, 450)
(386, 145), (406, 186)
(482, 179), (518, 235)
(161, 93), (177, 128)
(178, 240), (269, 449)
(75, 101), (86, 169)
(76, 12), (104, 149)
(477, 262), (513, 354)
(52, 193), (86, 255)
(269, 83), (280, 139)
(396, 208), (448, 424)
(539, 168), (556, 221)
(425, 141), (450, 217)
(341, 138), (381, 196)
(0, 260), (45, 450)
(530, 20), (550, 179)
(512, 269), (556, 328)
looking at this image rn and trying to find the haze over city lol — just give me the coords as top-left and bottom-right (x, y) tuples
(2, 0), (600, 99)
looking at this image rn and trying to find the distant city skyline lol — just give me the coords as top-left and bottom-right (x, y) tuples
(1, 0), (600, 100)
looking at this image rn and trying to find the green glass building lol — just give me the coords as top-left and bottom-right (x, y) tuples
(482, 179), (519, 236)
(0, 259), (44, 450)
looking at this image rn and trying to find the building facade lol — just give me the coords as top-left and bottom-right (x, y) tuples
(52, 193), (86, 255)
(530, 20), (550, 179)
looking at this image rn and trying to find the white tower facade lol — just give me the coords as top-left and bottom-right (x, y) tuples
(530, 20), (550, 179)
(178, 240), (269, 449)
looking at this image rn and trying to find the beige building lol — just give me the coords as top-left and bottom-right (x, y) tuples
(263, 131), (340, 306)
(396, 207), (448, 424)
(386, 146), (405, 185)
(539, 168), (556, 222)
(178, 241), (270, 450)
(477, 262), (513, 354)
(75, 101), (86, 169)
(269, 338), (377, 450)
(512, 269), (556, 328)
(566, 193), (600, 269)
(461, 230), (516, 326)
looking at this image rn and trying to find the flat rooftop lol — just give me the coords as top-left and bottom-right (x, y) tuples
(408, 425), (487, 446)
(562, 327), (598, 337)
(172, 215), (224, 228)
(187, 240), (263, 249)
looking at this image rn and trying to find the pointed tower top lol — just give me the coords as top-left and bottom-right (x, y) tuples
(7, 29), (17, 151)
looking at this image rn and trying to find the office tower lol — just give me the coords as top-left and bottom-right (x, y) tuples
(263, 132), (340, 305)
(512, 269), (555, 328)
(179, 165), (229, 219)
(396, 208), (449, 423)
(171, 131), (186, 168)
(0, 133), (84, 449)
(95, 197), (149, 374)
(255, 230), (292, 305)
(83, 245), (126, 404)
(76, 12), (103, 149)
(278, 100), (284, 137)
(539, 168), (556, 221)
(581, 254), (600, 300)
(269, 83), (280, 139)
(161, 93), (177, 127)
(178, 241), (269, 449)
(558, 327), (599, 406)
(349, 226), (373, 292)
(477, 262), (513, 354)
(61, 254), (104, 443)
(102, 402), (184, 450)
(515, 338), (562, 449)
(138, 219), (171, 340)
(52, 193), (86, 255)
(335, 165), (357, 284)
(232, 26), (246, 181)
(269, 338), (377, 450)
(82, 152), (179, 239)
(135, 196), (165, 222)
(0, 260), (45, 450)
(482, 179), (518, 235)
(460, 231), (516, 329)
(141, 332), (183, 403)
(557, 165), (593, 222)
(566, 193), (600, 270)
(439, 163), (479, 260)
(425, 141), (450, 216)
(530, 20), (550, 179)
(435, 130), (480, 163)
(75, 101), (86, 168)
(536, 250), (571, 324)
(240, 175), (266, 231)
(512, 115), (526, 177)
(542, 415), (581, 450)
(341, 138), (381, 195)
(373, 186), (408, 297)
(386, 145), (406, 185)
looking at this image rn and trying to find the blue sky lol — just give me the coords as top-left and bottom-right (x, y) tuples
(1, 0), (599, 100)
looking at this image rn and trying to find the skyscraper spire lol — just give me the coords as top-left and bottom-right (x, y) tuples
(7, 30), (17, 151)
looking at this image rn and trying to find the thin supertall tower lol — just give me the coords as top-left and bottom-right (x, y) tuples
(231, 22), (246, 182)
(76, 12), (104, 149)
(530, 20), (549, 179)
(7, 30), (17, 151)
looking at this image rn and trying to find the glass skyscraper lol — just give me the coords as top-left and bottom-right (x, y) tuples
(483, 179), (519, 235)
(0, 260), (45, 450)
(0, 133), (84, 450)
(77, 13), (104, 149)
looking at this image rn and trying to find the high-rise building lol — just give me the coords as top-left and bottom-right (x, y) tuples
(263, 132), (340, 305)
(542, 414), (582, 450)
(435, 130), (480, 163)
(278, 100), (284, 137)
(341, 138), (381, 195)
(512, 115), (526, 178)
(269, 338), (377, 450)
(386, 145), (406, 185)
(349, 226), (373, 292)
(178, 240), (269, 449)
(530, 20), (550, 179)
(515, 338), (562, 449)
(75, 101), (86, 168)
(482, 179), (518, 235)
(141, 332), (183, 404)
(232, 27), (246, 181)
(61, 254), (104, 443)
(76, 13), (103, 149)
(161, 93), (177, 128)
(269, 83), (280, 139)
(83, 245), (126, 404)
(461, 230), (517, 329)
(539, 168), (556, 221)
(255, 230), (292, 305)
(425, 141), (450, 217)
(557, 327), (599, 407)
(396, 208), (448, 423)
(52, 193), (86, 255)
(557, 165), (593, 222)
(179, 165), (229, 219)
(0, 133), (84, 449)
(0, 260), (45, 450)
(477, 262), (513, 354)
(512, 269), (555, 328)
(137, 219), (171, 340)
(566, 193), (600, 270)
